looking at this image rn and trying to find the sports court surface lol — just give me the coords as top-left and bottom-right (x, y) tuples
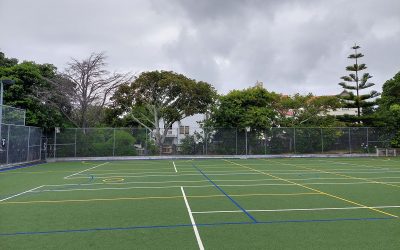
(1, 157), (399, 249)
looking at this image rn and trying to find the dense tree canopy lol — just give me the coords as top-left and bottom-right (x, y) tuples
(209, 87), (343, 130)
(208, 86), (280, 130)
(2, 49), (399, 151)
(376, 71), (400, 146)
(277, 94), (343, 127)
(0, 51), (72, 128)
(111, 70), (216, 149)
(380, 71), (400, 111)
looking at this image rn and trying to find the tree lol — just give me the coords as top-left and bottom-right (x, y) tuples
(111, 70), (216, 150)
(0, 52), (18, 67)
(0, 51), (72, 128)
(62, 52), (131, 128)
(277, 94), (343, 127)
(209, 85), (280, 130)
(338, 44), (379, 119)
(376, 71), (400, 147)
(379, 71), (400, 112)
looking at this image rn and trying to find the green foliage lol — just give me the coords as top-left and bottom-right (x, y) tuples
(0, 52), (18, 67)
(113, 70), (217, 127)
(111, 70), (217, 148)
(113, 129), (137, 156)
(179, 135), (198, 155)
(390, 131), (400, 148)
(0, 51), (72, 128)
(373, 71), (400, 147)
(209, 86), (279, 130)
(103, 106), (140, 127)
(293, 128), (323, 153)
(56, 128), (138, 157)
(277, 94), (343, 127)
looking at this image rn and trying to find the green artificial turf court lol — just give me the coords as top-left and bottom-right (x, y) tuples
(0, 157), (399, 249)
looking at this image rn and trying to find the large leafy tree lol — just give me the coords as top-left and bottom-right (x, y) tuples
(111, 70), (216, 149)
(0, 51), (72, 128)
(338, 44), (379, 119)
(277, 94), (343, 127)
(376, 71), (400, 146)
(209, 85), (280, 130)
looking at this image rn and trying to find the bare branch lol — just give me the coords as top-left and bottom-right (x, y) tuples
(61, 52), (132, 127)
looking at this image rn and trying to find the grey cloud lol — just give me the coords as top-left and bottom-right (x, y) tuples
(0, 0), (399, 96)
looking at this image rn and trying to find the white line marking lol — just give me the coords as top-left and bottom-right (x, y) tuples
(181, 186), (204, 250)
(65, 172), (262, 179)
(64, 162), (109, 179)
(30, 181), (400, 193)
(192, 205), (400, 214)
(318, 159), (385, 169)
(88, 170), (196, 176)
(41, 176), (400, 188)
(173, 161), (177, 173)
(74, 168), (399, 176)
(0, 185), (44, 202)
(65, 169), (400, 179)
(43, 180), (211, 187)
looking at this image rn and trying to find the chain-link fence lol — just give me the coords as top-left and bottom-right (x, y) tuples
(1, 105), (26, 125)
(46, 127), (394, 158)
(0, 124), (42, 167)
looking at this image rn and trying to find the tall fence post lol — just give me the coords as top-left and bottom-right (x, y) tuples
(177, 127), (179, 155)
(206, 129), (209, 155)
(145, 128), (148, 156)
(113, 128), (116, 157)
(235, 128), (238, 155)
(40, 129), (43, 161)
(321, 128), (324, 153)
(74, 128), (77, 157)
(293, 127), (296, 154)
(6, 125), (10, 164)
(348, 127), (352, 154)
(54, 128), (57, 160)
(264, 129), (267, 155)
(27, 127), (31, 162)
(245, 129), (248, 156)
(366, 127), (369, 153)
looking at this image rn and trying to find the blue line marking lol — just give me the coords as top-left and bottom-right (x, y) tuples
(192, 164), (258, 223)
(0, 174), (95, 200)
(0, 217), (394, 237)
(42, 174), (96, 192)
(0, 161), (45, 172)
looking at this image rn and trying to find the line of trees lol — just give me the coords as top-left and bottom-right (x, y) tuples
(1, 45), (399, 149)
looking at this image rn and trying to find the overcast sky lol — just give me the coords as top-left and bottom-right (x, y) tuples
(1, 0), (399, 96)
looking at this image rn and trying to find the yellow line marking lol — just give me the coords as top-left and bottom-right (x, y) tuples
(224, 159), (399, 218)
(81, 161), (94, 165)
(0, 193), (319, 205)
(267, 159), (400, 189)
(102, 178), (125, 183)
(230, 193), (319, 197)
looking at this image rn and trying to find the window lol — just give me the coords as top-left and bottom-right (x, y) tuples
(179, 126), (189, 135)
(162, 146), (173, 154)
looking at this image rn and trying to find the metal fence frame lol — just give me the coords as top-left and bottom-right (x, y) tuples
(0, 124), (42, 167)
(0, 104), (26, 126)
(47, 127), (395, 159)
